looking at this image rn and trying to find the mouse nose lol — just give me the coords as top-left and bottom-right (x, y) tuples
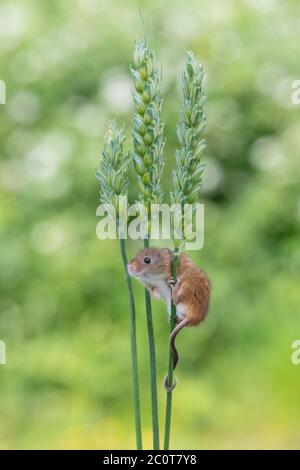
(127, 261), (139, 275)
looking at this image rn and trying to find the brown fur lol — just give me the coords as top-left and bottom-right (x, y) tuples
(176, 252), (211, 325)
(128, 248), (211, 390)
(129, 248), (210, 325)
(128, 247), (173, 279)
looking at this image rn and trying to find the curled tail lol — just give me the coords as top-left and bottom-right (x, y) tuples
(163, 317), (189, 391)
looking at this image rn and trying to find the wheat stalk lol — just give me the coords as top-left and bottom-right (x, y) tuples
(130, 39), (165, 450)
(164, 52), (206, 450)
(96, 121), (143, 450)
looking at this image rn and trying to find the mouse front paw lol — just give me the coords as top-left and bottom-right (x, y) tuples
(150, 286), (161, 299)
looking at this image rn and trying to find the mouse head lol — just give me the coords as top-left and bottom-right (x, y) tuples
(127, 248), (172, 282)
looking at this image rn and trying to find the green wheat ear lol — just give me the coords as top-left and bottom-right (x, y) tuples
(131, 39), (165, 210)
(170, 52), (206, 246)
(96, 120), (130, 214)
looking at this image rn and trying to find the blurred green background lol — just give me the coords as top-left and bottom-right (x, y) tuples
(0, 0), (300, 450)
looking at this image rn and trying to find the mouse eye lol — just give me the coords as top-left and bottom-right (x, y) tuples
(144, 257), (151, 264)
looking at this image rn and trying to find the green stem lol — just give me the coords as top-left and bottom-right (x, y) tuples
(144, 237), (160, 450)
(119, 237), (143, 450)
(164, 247), (179, 450)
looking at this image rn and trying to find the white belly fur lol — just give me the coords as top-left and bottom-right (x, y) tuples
(142, 275), (172, 313)
(176, 303), (186, 321)
(139, 274), (187, 320)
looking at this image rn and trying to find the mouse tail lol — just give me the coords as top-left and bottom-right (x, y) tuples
(163, 317), (189, 391)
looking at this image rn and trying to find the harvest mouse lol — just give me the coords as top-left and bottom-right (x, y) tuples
(127, 247), (211, 390)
